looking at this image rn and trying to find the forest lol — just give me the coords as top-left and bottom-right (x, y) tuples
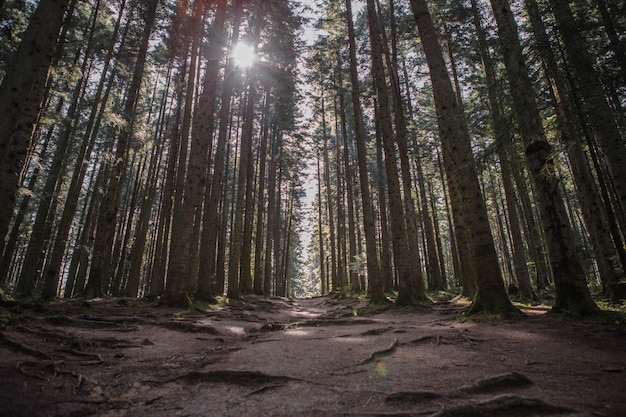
(1, 0), (626, 415)
(1, 0), (625, 314)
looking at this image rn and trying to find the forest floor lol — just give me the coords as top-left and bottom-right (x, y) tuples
(0, 294), (625, 417)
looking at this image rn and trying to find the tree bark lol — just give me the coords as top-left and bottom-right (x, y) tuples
(488, 0), (599, 315)
(0, 0), (71, 257)
(345, 0), (384, 303)
(367, 0), (424, 305)
(85, 0), (158, 299)
(409, 0), (516, 315)
(164, 0), (228, 306)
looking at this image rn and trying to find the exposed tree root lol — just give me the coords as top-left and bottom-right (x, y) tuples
(385, 390), (441, 404)
(401, 335), (436, 345)
(44, 314), (138, 331)
(159, 320), (219, 334)
(360, 327), (393, 336)
(17, 360), (86, 394)
(246, 384), (284, 396)
(168, 369), (333, 389)
(296, 318), (379, 327)
(401, 332), (481, 347)
(0, 330), (50, 358)
(429, 394), (574, 416)
(57, 348), (104, 364)
(357, 338), (399, 365)
(460, 371), (533, 394)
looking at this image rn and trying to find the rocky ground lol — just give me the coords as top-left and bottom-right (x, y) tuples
(0, 294), (625, 417)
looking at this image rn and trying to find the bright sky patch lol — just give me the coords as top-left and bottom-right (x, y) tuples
(232, 42), (255, 68)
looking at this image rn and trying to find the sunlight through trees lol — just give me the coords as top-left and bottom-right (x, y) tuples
(0, 0), (624, 315)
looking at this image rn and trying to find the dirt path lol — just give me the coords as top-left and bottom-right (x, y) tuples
(0, 295), (625, 416)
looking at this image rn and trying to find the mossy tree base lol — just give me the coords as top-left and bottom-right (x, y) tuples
(467, 293), (523, 318)
(551, 294), (600, 317)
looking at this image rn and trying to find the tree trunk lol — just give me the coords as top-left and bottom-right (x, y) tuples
(367, 0), (423, 306)
(164, 0), (228, 306)
(409, 0), (516, 315)
(85, 0), (158, 299)
(488, 0), (599, 315)
(345, 0), (384, 303)
(0, 0), (71, 256)
(546, 0), (626, 217)
(252, 90), (272, 295)
(470, 0), (534, 300)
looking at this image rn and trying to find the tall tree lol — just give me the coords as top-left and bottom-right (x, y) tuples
(367, 0), (424, 305)
(408, 0), (517, 315)
(0, 0), (72, 257)
(487, 0), (599, 315)
(84, 0), (159, 298)
(163, 0), (228, 306)
(345, 0), (384, 303)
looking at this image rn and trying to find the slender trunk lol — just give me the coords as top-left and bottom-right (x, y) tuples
(252, 91), (272, 295)
(322, 96), (338, 291)
(85, 0), (158, 299)
(368, 0), (423, 305)
(345, 0), (383, 302)
(240, 127), (258, 295)
(263, 130), (279, 296)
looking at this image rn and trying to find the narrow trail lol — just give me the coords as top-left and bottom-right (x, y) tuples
(0, 296), (625, 416)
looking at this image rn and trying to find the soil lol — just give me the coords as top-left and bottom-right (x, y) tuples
(0, 295), (625, 417)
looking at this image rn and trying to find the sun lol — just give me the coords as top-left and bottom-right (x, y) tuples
(232, 42), (255, 68)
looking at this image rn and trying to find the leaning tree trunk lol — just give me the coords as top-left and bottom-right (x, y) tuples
(524, 0), (624, 299)
(488, 0), (598, 315)
(547, 0), (626, 217)
(470, 0), (534, 300)
(0, 0), (71, 257)
(409, 0), (516, 316)
(42, 0), (127, 300)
